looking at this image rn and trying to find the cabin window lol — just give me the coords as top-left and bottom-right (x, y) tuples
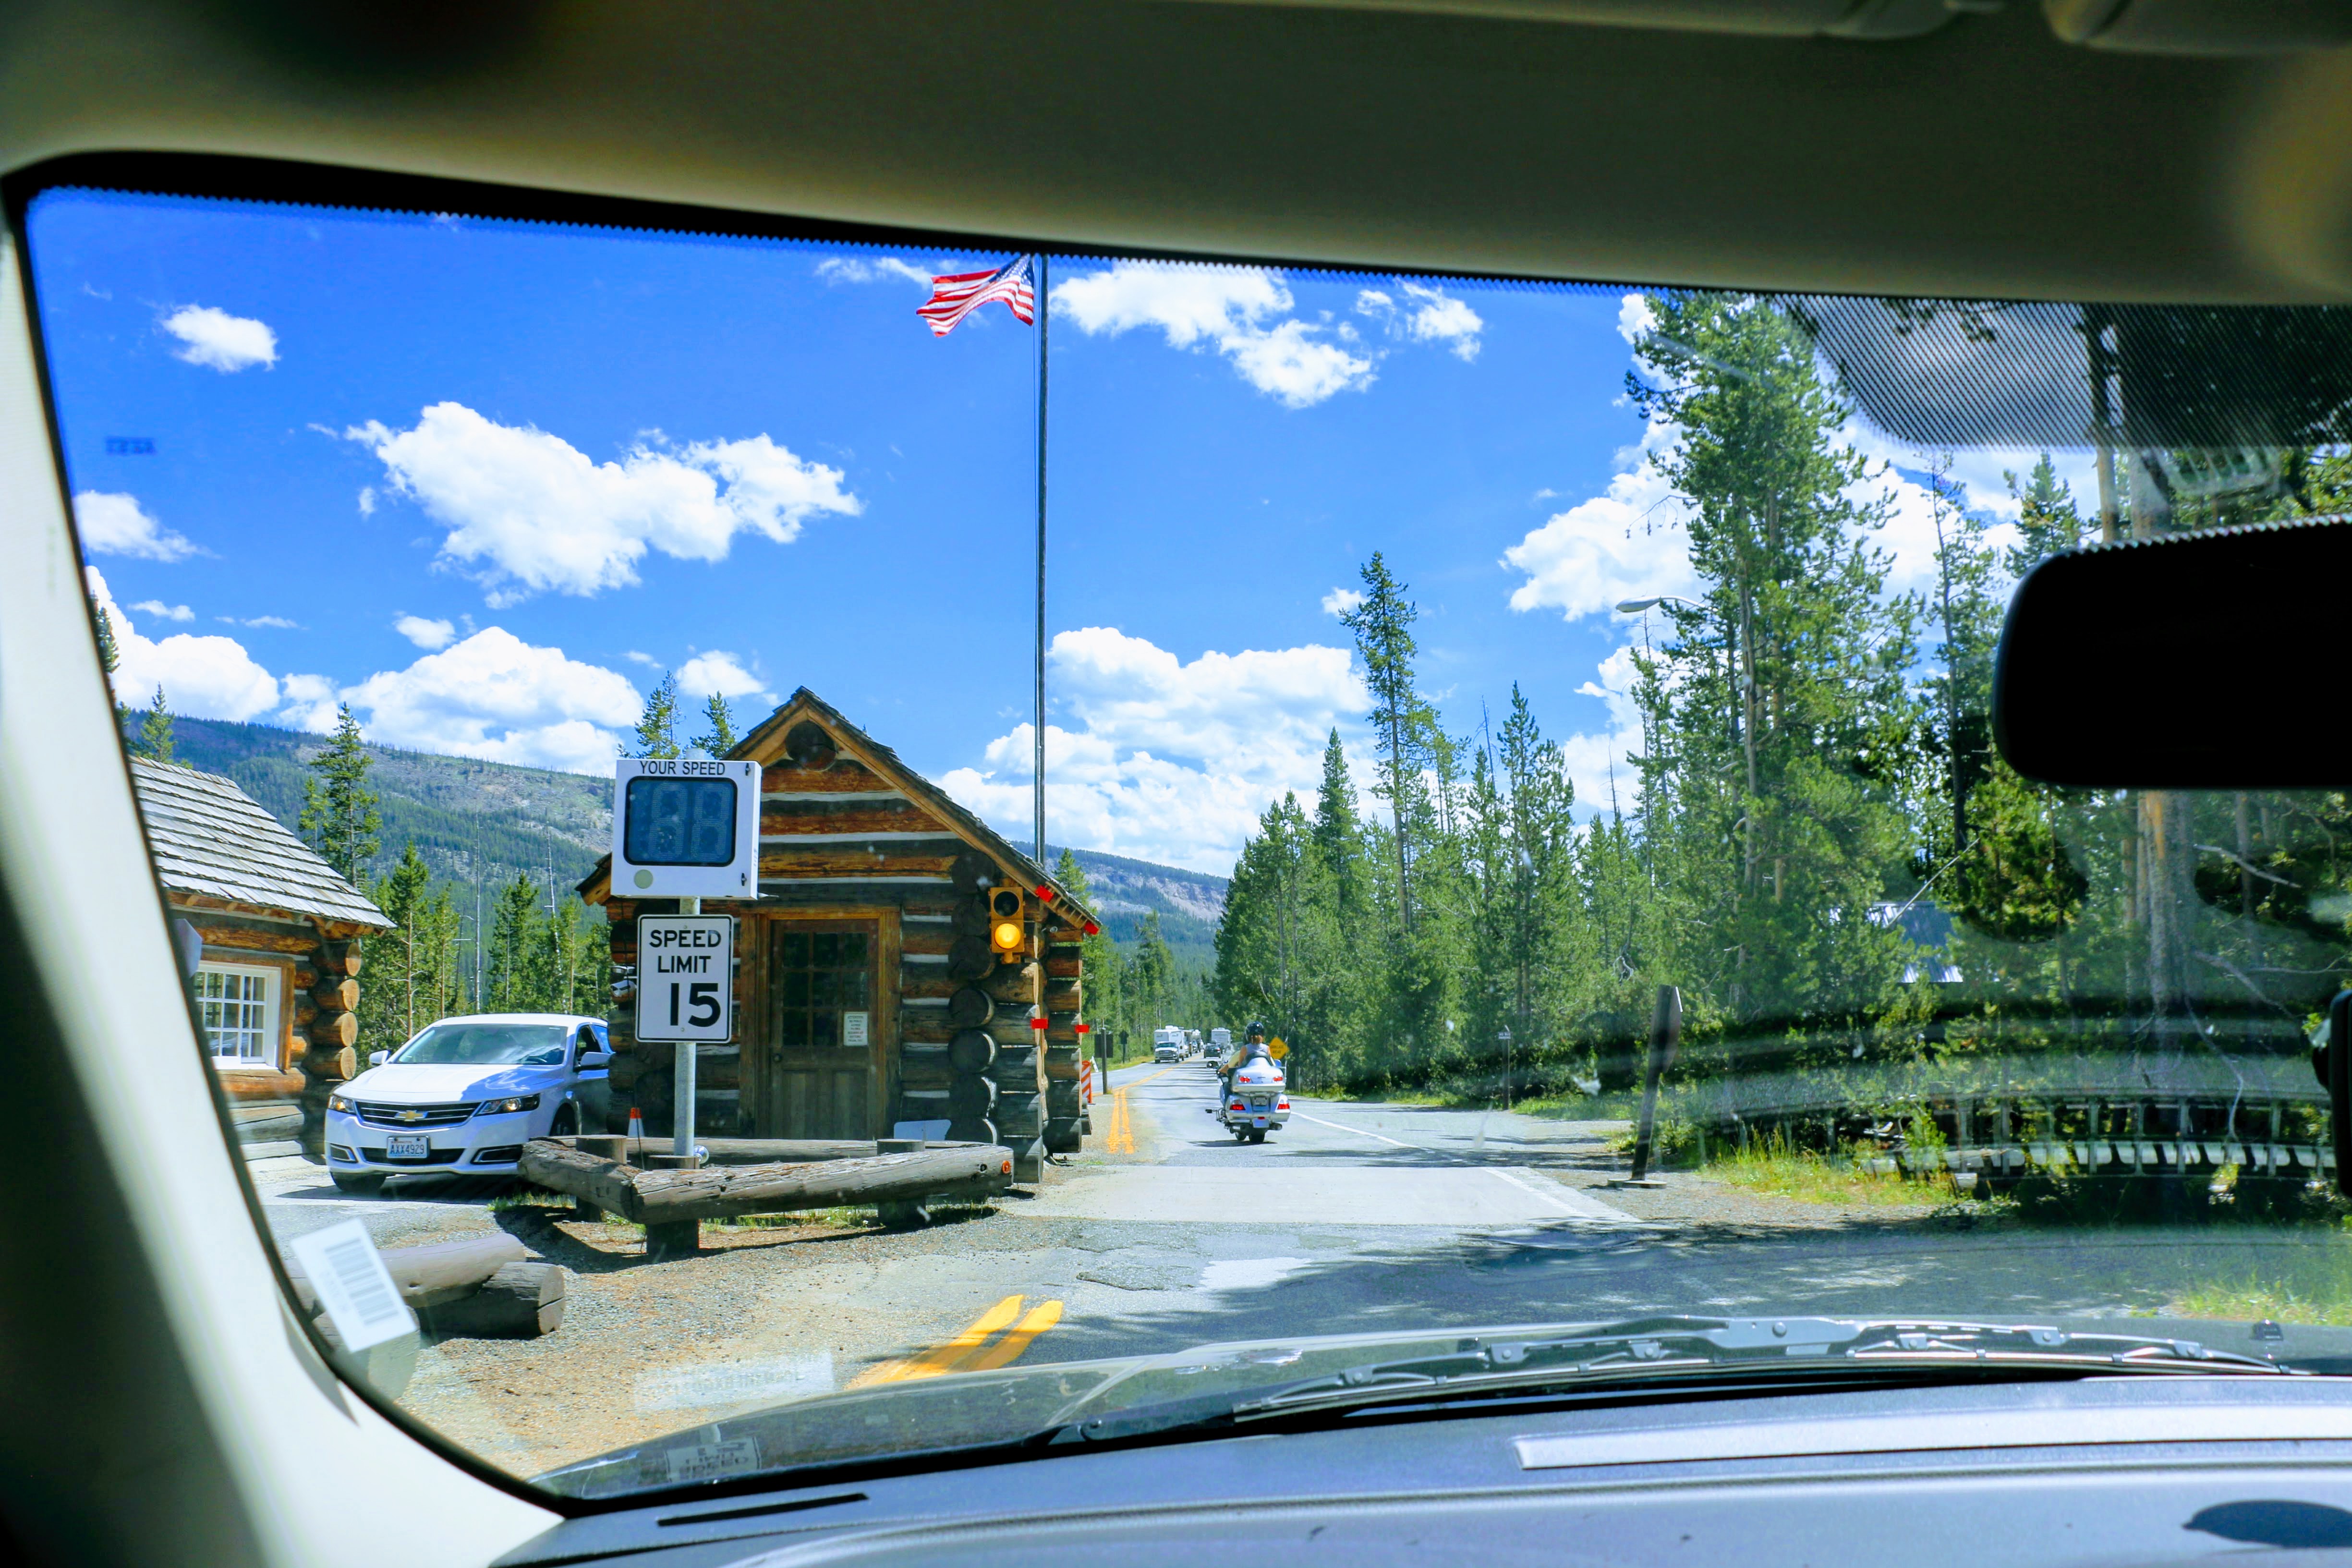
(193, 963), (279, 1070)
(774, 931), (873, 1049)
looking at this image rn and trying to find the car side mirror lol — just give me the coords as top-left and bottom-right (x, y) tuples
(579, 1051), (612, 1070)
(367, 1050), (388, 1068)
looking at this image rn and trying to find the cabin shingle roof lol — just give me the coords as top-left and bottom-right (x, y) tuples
(129, 757), (392, 930)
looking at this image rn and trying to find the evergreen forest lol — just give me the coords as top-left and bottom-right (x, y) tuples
(1212, 292), (2352, 1137)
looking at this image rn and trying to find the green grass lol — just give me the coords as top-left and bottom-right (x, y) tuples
(1703, 1134), (1955, 1208)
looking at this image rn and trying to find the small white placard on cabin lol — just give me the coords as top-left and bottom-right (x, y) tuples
(637, 915), (735, 1043)
(843, 1010), (870, 1048)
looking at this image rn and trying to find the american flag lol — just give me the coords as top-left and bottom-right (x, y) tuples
(917, 255), (1036, 337)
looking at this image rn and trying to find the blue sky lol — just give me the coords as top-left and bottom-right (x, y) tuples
(27, 190), (2076, 873)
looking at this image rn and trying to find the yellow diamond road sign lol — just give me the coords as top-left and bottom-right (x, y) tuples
(1269, 1038), (1288, 1059)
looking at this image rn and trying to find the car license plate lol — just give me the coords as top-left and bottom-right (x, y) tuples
(386, 1133), (430, 1161)
(1250, 1095), (1273, 1108)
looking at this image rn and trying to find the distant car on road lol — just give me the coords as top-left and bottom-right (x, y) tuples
(1153, 1026), (1184, 1063)
(323, 1013), (611, 1194)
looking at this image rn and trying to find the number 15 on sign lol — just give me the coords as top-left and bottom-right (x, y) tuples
(637, 915), (734, 1042)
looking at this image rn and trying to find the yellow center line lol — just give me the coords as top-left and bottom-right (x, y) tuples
(964, 1299), (1064, 1372)
(1106, 1063), (1176, 1156)
(850, 1293), (1027, 1386)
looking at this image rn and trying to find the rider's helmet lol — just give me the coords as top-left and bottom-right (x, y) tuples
(1245, 1019), (1270, 1042)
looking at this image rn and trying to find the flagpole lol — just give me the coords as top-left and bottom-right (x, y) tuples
(1033, 254), (1048, 867)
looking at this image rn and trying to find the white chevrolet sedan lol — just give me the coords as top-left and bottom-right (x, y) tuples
(322, 1013), (612, 1194)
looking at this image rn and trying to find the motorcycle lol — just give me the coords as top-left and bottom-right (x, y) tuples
(1212, 1054), (1291, 1144)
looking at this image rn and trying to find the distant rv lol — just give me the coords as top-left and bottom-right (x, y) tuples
(1153, 1026), (1185, 1063)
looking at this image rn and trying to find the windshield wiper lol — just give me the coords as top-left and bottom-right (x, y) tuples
(1053, 1316), (2289, 1449)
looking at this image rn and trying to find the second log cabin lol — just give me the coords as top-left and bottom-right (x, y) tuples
(577, 689), (1098, 1182)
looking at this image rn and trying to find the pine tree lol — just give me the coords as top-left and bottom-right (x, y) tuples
(94, 601), (120, 677)
(1056, 848), (1125, 1055)
(1340, 553), (1437, 935)
(693, 691), (739, 758)
(632, 673), (681, 760)
(299, 703), (381, 883)
(362, 843), (464, 1053)
(134, 685), (174, 763)
(486, 872), (544, 1012)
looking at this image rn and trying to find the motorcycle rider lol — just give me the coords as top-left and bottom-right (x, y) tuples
(1220, 1020), (1276, 1098)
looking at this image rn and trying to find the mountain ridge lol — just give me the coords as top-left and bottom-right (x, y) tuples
(138, 715), (1227, 950)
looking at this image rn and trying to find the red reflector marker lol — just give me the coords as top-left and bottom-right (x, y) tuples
(1031, 1017), (1049, 1030)
(1075, 1021), (1091, 1033)
(1083, 920), (1101, 935)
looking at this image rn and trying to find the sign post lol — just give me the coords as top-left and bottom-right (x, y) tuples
(637, 912), (734, 1168)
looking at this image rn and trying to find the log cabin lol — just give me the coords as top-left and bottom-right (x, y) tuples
(128, 756), (393, 1154)
(578, 689), (1098, 1183)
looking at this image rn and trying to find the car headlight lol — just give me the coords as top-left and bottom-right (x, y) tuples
(474, 1094), (542, 1117)
(327, 1093), (355, 1114)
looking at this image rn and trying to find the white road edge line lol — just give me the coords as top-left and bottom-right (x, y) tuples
(1289, 1111), (1418, 1149)
(1481, 1164), (1584, 1215)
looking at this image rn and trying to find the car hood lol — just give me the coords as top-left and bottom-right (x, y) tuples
(341, 1063), (555, 1103)
(534, 1325), (1447, 1498)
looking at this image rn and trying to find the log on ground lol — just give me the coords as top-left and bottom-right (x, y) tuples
(417, 1262), (566, 1338)
(283, 1233), (531, 1313)
(519, 1139), (1014, 1225)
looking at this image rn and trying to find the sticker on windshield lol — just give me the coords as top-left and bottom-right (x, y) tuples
(664, 1436), (764, 1484)
(288, 1218), (414, 1353)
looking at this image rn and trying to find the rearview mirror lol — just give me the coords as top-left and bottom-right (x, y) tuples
(1994, 519), (2352, 788)
(578, 1051), (611, 1070)
(367, 1050), (388, 1068)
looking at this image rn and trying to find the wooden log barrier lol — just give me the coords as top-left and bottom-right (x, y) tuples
(418, 1262), (567, 1338)
(518, 1138), (1015, 1226)
(284, 1234), (563, 1337)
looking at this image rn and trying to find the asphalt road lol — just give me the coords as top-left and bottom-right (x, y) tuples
(242, 1057), (2352, 1477)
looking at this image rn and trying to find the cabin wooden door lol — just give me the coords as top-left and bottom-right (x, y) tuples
(761, 920), (882, 1139)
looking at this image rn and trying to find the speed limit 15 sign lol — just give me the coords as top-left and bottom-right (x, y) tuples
(636, 915), (734, 1042)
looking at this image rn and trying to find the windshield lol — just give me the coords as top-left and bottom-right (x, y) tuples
(394, 1022), (570, 1068)
(34, 179), (2352, 1502)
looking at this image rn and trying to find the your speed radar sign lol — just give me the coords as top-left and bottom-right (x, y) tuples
(637, 915), (734, 1043)
(612, 758), (762, 899)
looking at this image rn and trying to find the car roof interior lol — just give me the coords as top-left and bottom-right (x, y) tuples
(3, 0), (2352, 303)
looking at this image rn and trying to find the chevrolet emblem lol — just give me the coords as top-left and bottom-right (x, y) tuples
(396, 1109), (424, 1124)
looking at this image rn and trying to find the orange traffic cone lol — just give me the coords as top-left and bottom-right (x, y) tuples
(627, 1106), (644, 1165)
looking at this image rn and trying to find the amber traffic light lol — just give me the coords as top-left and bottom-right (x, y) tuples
(988, 886), (1026, 956)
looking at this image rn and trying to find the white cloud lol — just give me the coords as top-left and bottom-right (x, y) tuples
(394, 615), (455, 650)
(131, 599), (193, 622)
(1559, 644), (1648, 821)
(1502, 418), (1702, 622)
(85, 566), (279, 721)
(160, 305), (278, 372)
(1616, 291), (1659, 345)
(357, 486), (376, 516)
(1055, 263), (1376, 409)
(342, 402), (862, 604)
(219, 614), (300, 631)
(625, 651), (658, 667)
(1321, 586), (1364, 617)
(73, 491), (199, 561)
(675, 650), (776, 707)
(815, 256), (935, 287)
(1358, 281), (1483, 361)
(287, 628), (642, 773)
(938, 627), (1367, 872)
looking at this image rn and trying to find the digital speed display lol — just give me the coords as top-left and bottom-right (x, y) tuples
(623, 775), (740, 866)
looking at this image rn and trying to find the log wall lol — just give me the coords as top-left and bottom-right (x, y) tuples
(172, 899), (378, 1156)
